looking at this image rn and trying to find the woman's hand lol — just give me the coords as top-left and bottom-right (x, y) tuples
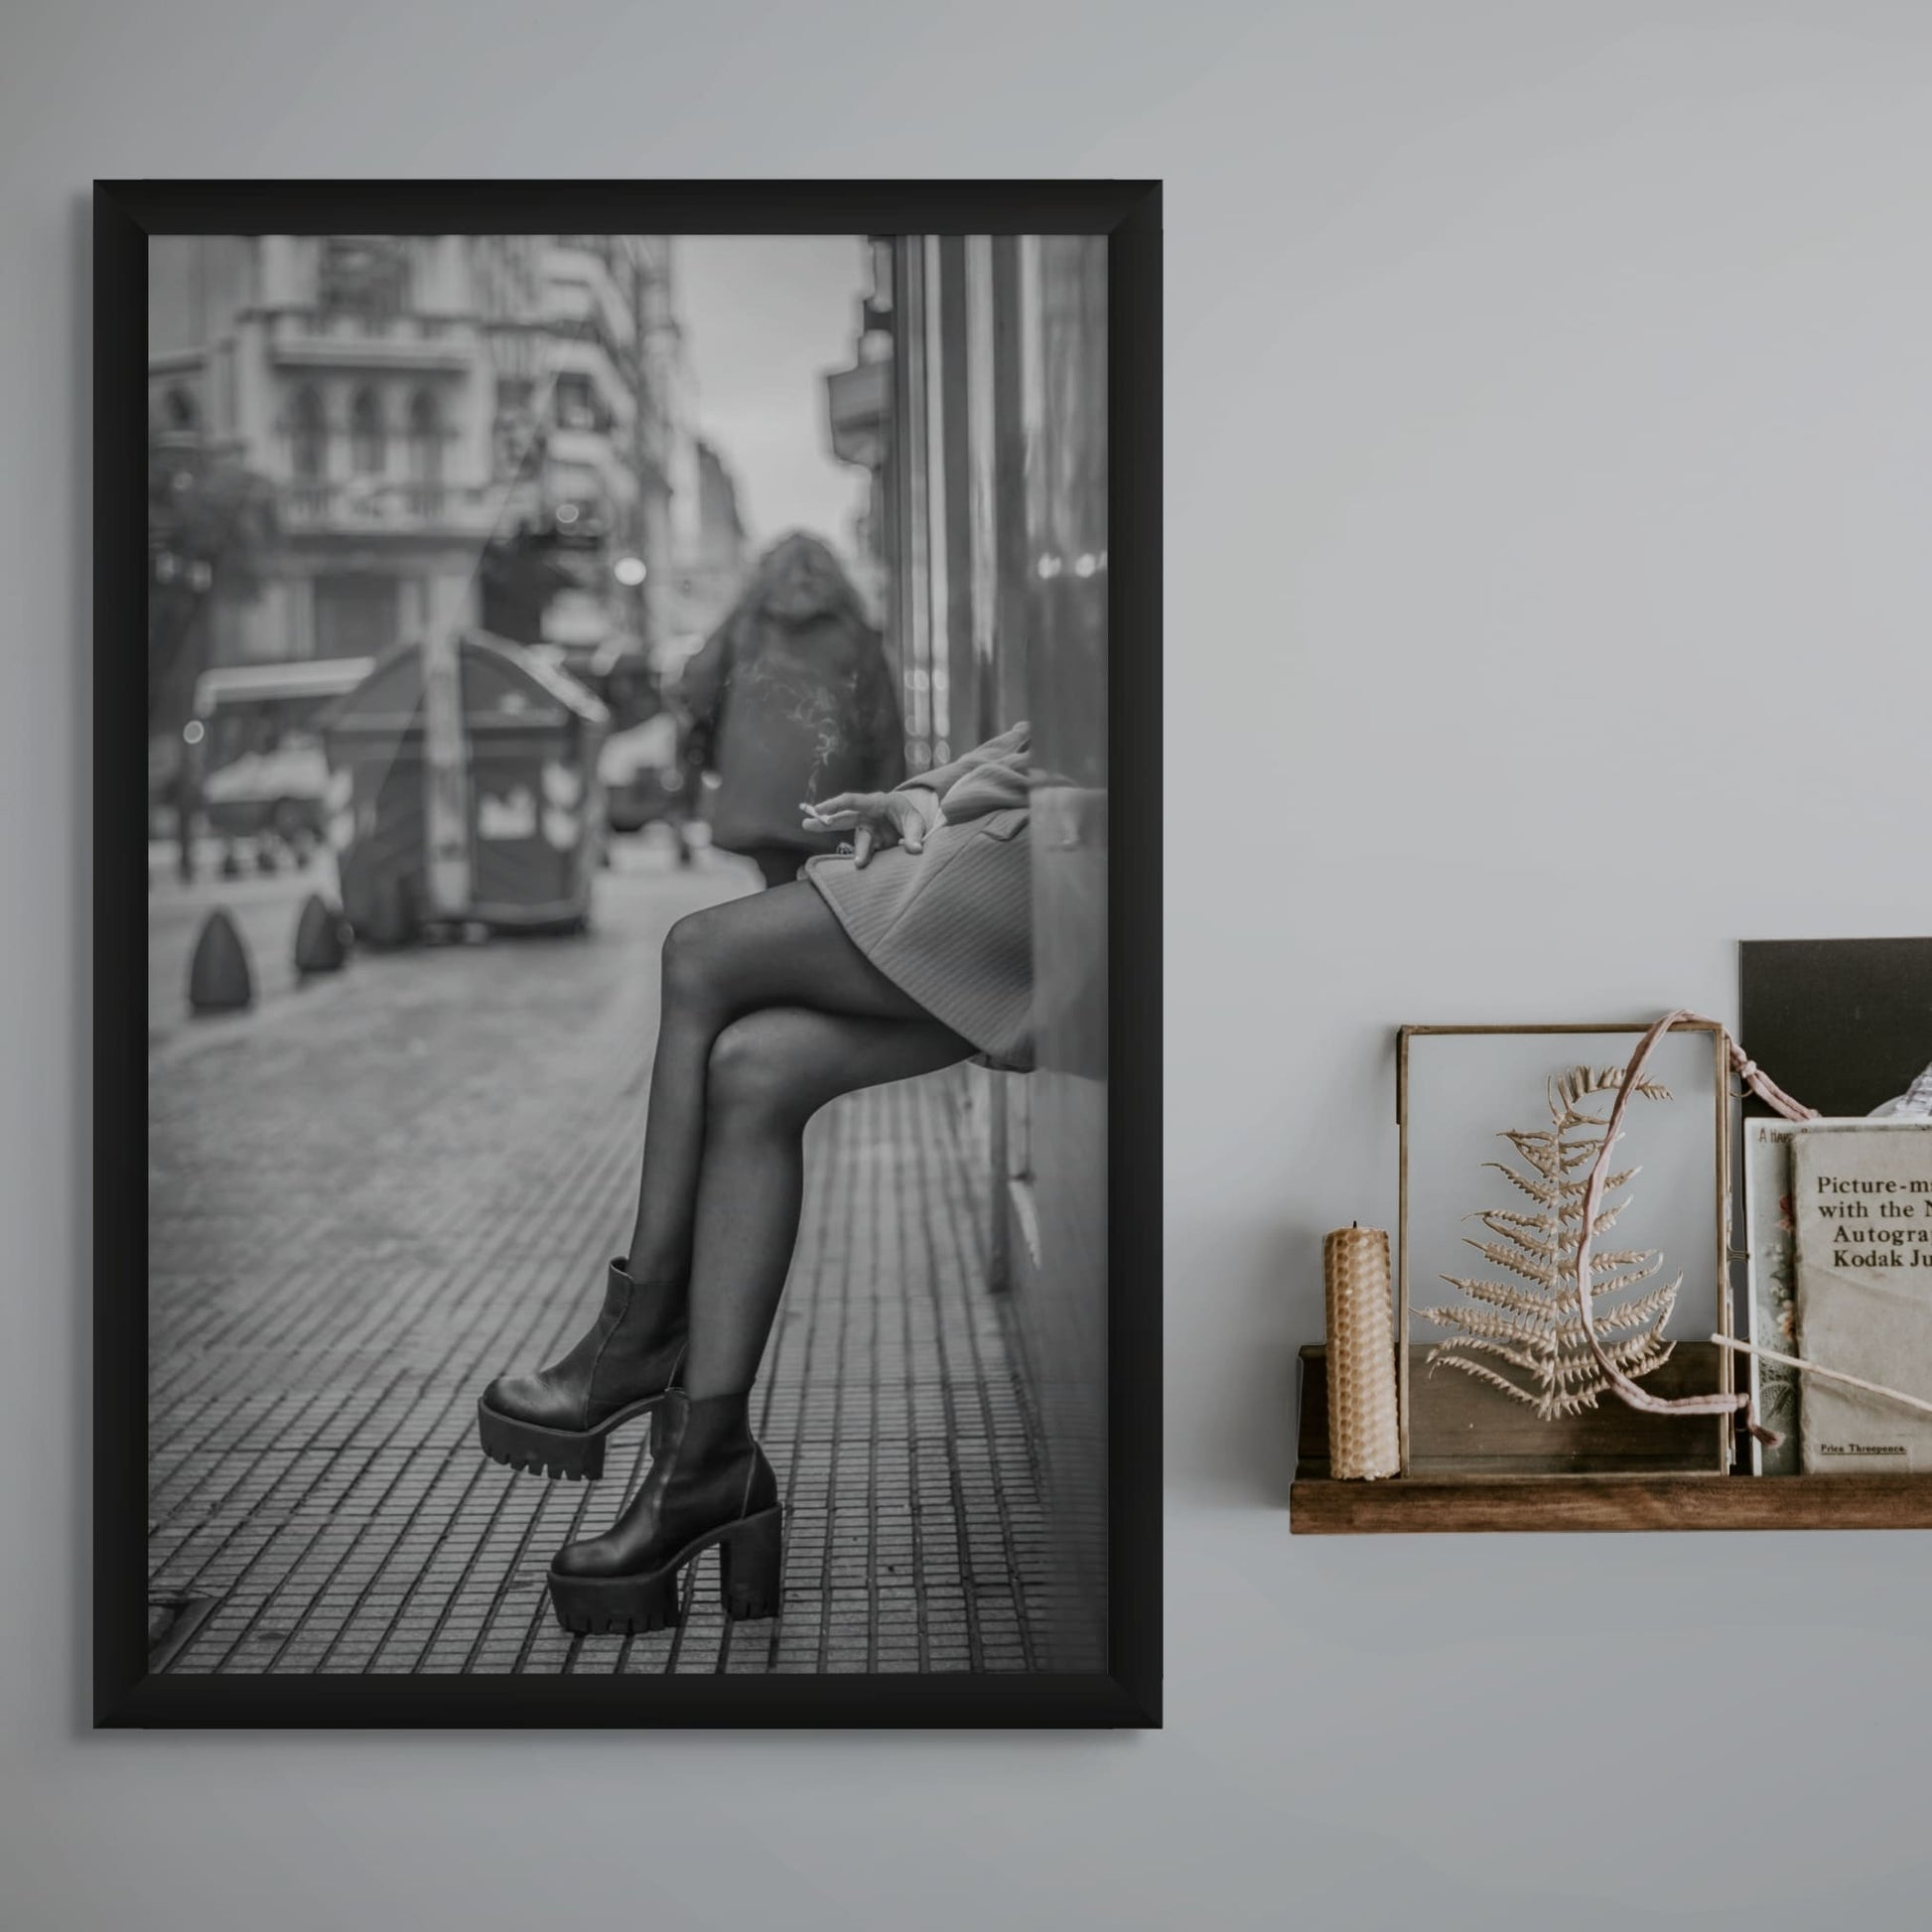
(802, 789), (937, 868)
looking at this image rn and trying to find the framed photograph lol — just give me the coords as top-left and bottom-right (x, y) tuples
(1397, 1023), (1732, 1477)
(1738, 937), (1932, 1121)
(98, 181), (1162, 1725)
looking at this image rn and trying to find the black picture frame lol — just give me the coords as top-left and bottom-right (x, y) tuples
(96, 179), (1162, 1727)
(1739, 937), (1932, 1120)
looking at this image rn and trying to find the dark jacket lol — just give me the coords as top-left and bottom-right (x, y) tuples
(679, 613), (904, 856)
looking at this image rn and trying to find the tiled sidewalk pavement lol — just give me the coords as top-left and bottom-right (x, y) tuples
(148, 848), (1048, 1675)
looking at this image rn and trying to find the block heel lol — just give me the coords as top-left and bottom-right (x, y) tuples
(720, 1507), (783, 1620)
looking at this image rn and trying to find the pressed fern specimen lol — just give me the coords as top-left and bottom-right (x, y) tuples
(1416, 1065), (1680, 1419)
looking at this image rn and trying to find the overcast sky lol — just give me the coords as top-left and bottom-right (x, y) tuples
(674, 235), (869, 564)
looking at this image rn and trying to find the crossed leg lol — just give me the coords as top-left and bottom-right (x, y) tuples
(623, 880), (972, 1389)
(683, 1008), (971, 1395)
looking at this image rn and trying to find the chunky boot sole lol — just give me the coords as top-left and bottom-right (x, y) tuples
(475, 1392), (668, 1481)
(548, 1507), (784, 1635)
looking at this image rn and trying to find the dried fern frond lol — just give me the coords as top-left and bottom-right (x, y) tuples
(1546, 1326), (1674, 1385)
(1587, 1249), (1655, 1279)
(1424, 1350), (1544, 1409)
(1499, 1130), (1566, 1179)
(1556, 1140), (1611, 1174)
(1420, 1063), (1679, 1421)
(1414, 1299), (1546, 1346)
(1584, 1259), (1664, 1298)
(1482, 1162), (1638, 1209)
(1460, 1238), (1561, 1288)
(1550, 1065), (1671, 1118)
(1477, 1201), (1629, 1244)
(1474, 1207), (1557, 1239)
(1424, 1335), (1553, 1383)
(1428, 1273), (1552, 1319)
(1551, 1277), (1677, 1343)
(1471, 1213), (1563, 1263)
(1482, 1163), (1566, 1208)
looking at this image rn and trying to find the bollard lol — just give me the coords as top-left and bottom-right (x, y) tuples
(354, 872), (421, 951)
(188, 908), (254, 1015)
(293, 893), (350, 976)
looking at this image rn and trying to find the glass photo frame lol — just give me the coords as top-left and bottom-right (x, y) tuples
(1397, 1023), (1731, 1478)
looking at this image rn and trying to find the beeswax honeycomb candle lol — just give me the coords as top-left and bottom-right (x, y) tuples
(1323, 1226), (1400, 1479)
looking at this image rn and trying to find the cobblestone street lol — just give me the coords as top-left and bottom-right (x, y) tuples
(148, 839), (1049, 1675)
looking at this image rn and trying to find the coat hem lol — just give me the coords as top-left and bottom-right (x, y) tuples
(803, 845), (1031, 1068)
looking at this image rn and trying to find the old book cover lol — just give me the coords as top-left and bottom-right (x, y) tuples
(1794, 1125), (1932, 1473)
(1744, 1119), (1930, 1474)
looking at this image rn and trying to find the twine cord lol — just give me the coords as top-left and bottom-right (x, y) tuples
(1711, 1335), (1932, 1421)
(1574, 1010), (1817, 1449)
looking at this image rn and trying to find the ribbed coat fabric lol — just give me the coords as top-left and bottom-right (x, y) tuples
(804, 725), (1035, 1069)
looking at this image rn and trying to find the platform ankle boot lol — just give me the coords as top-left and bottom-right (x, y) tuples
(547, 1391), (782, 1634)
(476, 1260), (686, 1480)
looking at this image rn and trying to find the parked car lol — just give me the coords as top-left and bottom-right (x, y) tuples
(191, 658), (374, 841)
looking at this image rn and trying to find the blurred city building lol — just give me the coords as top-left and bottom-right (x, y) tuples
(822, 236), (896, 624)
(150, 237), (541, 704)
(536, 236), (720, 661)
(147, 234), (748, 747)
(673, 438), (751, 642)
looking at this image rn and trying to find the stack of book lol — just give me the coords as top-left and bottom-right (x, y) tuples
(1746, 1112), (1932, 1474)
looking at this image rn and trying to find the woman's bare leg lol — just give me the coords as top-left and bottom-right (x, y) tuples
(681, 1008), (973, 1397)
(624, 882), (940, 1288)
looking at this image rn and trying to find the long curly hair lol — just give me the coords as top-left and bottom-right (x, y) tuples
(727, 531), (871, 646)
(695, 530), (895, 810)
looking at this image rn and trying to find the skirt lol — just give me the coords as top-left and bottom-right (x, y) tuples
(804, 804), (1034, 1070)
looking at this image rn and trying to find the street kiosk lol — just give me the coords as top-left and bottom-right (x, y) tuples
(322, 631), (610, 944)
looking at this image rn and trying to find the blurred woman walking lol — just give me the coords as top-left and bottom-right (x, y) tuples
(678, 531), (903, 889)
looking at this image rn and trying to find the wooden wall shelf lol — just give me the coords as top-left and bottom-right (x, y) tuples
(1293, 1346), (1932, 1534)
(1291, 1470), (1932, 1534)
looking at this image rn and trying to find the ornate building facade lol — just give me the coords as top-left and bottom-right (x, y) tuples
(150, 236), (545, 672)
(147, 233), (736, 729)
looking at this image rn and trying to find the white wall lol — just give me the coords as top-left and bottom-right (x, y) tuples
(4, 3), (1928, 1927)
